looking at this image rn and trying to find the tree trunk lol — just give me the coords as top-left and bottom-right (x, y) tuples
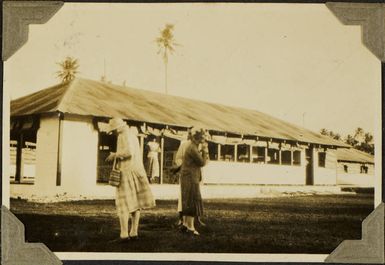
(165, 60), (168, 94)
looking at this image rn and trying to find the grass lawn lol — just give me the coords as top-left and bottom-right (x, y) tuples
(10, 193), (374, 253)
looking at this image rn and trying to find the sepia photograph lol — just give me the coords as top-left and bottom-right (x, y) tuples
(2, 2), (383, 263)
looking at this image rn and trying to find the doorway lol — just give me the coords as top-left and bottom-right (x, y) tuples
(305, 147), (314, 185)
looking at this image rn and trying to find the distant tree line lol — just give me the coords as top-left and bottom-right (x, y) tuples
(320, 127), (374, 155)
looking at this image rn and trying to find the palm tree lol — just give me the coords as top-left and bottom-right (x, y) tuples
(320, 128), (328, 135)
(156, 24), (179, 94)
(320, 128), (341, 141)
(345, 134), (357, 147)
(333, 133), (341, 141)
(362, 132), (374, 155)
(56, 57), (79, 83)
(353, 127), (365, 144)
(364, 132), (373, 144)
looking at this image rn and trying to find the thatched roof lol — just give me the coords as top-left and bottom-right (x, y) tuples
(335, 148), (374, 164)
(11, 78), (348, 147)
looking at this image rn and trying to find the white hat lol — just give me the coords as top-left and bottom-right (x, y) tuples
(107, 117), (126, 133)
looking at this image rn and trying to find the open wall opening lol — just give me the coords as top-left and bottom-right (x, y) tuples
(10, 117), (39, 184)
(281, 150), (292, 165)
(161, 136), (180, 184)
(220, 144), (235, 161)
(97, 132), (117, 184)
(293, 150), (301, 165)
(237, 144), (250, 162)
(267, 148), (280, 164)
(208, 141), (219, 160)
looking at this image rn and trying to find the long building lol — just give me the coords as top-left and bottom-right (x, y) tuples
(10, 78), (355, 199)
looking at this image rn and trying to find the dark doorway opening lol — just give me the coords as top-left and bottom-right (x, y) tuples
(305, 147), (314, 185)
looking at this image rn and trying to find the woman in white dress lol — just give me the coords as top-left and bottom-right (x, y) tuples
(146, 137), (161, 183)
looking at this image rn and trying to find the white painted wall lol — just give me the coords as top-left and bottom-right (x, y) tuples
(336, 163), (375, 187)
(313, 149), (337, 185)
(337, 173), (375, 187)
(314, 168), (337, 185)
(60, 117), (116, 197)
(11, 115), (60, 197)
(202, 161), (306, 185)
(202, 149), (338, 186)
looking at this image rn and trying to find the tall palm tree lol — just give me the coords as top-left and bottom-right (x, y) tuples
(156, 24), (178, 94)
(56, 57), (79, 83)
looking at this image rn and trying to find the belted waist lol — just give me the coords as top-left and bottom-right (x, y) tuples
(147, 151), (158, 158)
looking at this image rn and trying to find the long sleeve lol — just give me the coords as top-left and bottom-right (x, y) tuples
(174, 145), (184, 167)
(188, 144), (208, 167)
(116, 132), (133, 160)
(174, 140), (190, 167)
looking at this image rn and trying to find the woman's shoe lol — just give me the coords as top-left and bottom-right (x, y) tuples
(120, 237), (131, 243)
(174, 219), (183, 228)
(179, 225), (188, 233)
(186, 229), (200, 236)
(197, 218), (206, 227)
(109, 237), (130, 243)
(129, 235), (139, 241)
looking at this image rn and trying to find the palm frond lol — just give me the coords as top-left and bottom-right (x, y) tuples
(56, 56), (80, 83)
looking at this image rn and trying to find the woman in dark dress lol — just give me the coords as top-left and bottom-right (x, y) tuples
(180, 128), (209, 235)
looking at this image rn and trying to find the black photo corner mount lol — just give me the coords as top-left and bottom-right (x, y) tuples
(1, 1), (385, 265)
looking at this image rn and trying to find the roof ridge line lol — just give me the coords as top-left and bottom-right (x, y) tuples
(56, 78), (79, 112)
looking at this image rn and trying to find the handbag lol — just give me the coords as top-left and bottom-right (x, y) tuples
(109, 157), (121, 187)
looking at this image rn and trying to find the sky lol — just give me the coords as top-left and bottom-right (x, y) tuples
(4, 3), (381, 137)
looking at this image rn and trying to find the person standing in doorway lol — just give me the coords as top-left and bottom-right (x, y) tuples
(106, 118), (155, 242)
(146, 136), (161, 183)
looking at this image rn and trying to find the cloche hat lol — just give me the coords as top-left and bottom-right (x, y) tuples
(107, 117), (126, 133)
